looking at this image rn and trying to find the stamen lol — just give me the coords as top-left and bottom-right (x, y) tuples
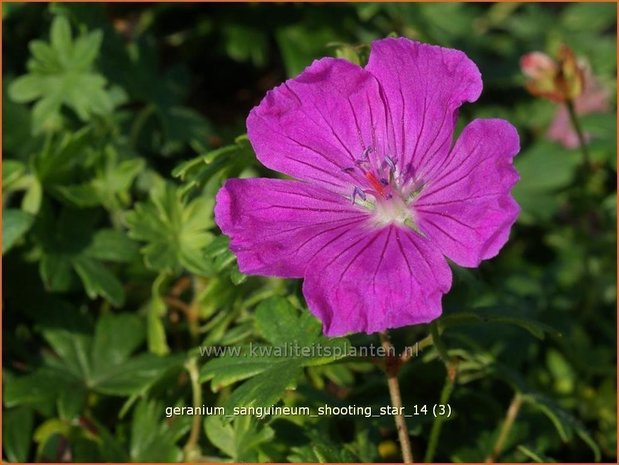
(384, 155), (397, 172)
(408, 178), (426, 199)
(343, 148), (423, 234)
(352, 186), (366, 204)
(360, 146), (372, 160)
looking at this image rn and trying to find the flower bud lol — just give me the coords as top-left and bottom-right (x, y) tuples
(521, 45), (584, 102)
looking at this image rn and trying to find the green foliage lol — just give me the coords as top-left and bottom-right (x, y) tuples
(3, 3), (616, 463)
(3, 407), (34, 462)
(8, 16), (118, 134)
(33, 208), (135, 306)
(130, 399), (191, 462)
(5, 314), (182, 410)
(201, 297), (350, 410)
(204, 416), (274, 462)
(3, 209), (34, 255)
(439, 306), (562, 340)
(126, 183), (214, 276)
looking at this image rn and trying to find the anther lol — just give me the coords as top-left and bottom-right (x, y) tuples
(384, 155), (397, 172)
(360, 146), (372, 159)
(352, 186), (366, 204)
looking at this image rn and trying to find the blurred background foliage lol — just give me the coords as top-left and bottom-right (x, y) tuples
(2, 2), (616, 463)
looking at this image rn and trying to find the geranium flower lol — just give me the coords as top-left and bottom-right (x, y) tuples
(215, 38), (520, 336)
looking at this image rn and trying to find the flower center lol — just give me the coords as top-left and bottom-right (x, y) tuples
(344, 148), (425, 232)
(372, 195), (414, 227)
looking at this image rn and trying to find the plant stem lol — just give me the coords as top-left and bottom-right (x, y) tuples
(430, 322), (450, 365)
(379, 331), (414, 463)
(485, 392), (523, 463)
(566, 99), (591, 168)
(130, 103), (156, 149)
(183, 357), (202, 461)
(423, 376), (455, 463)
(400, 334), (432, 364)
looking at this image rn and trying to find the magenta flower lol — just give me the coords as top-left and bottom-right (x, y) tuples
(215, 38), (520, 336)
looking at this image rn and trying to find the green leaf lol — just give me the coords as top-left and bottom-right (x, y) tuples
(9, 75), (44, 102)
(491, 363), (602, 462)
(84, 229), (139, 263)
(255, 297), (320, 346)
(201, 346), (287, 388)
(42, 322), (92, 380)
(34, 126), (91, 183)
(92, 353), (183, 396)
(3, 209), (34, 254)
(57, 384), (87, 420)
(8, 15), (113, 133)
(91, 313), (145, 375)
(288, 430), (359, 462)
(202, 235), (246, 283)
(523, 393), (601, 462)
(3, 407), (34, 462)
(50, 16), (72, 60)
(8, 313), (181, 426)
(205, 416), (274, 462)
(202, 236), (235, 272)
(223, 359), (302, 410)
(33, 207), (131, 306)
(201, 297), (350, 409)
(2, 159), (26, 189)
(561, 3), (617, 33)
(512, 141), (581, 222)
(22, 179), (43, 214)
(53, 183), (101, 207)
(53, 148), (145, 210)
(127, 183), (214, 275)
(130, 399), (188, 462)
(159, 106), (214, 157)
(72, 255), (125, 307)
(440, 307), (562, 340)
(222, 24), (269, 67)
(276, 25), (333, 77)
(40, 253), (74, 292)
(172, 135), (256, 193)
(4, 368), (81, 411)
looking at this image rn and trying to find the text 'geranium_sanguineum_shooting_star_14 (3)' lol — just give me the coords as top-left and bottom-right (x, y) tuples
(214, 37), (521, 337)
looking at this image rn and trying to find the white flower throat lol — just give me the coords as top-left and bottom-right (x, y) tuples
(342, 148), (425, 232)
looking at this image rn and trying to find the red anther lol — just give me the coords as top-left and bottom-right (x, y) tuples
(365, 171), (387, 198)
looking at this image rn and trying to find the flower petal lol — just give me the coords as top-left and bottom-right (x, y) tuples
(365, 37), (482, 180)
(214, 178), (368, 278)
(414, 119), (520, 267)
(303, 225), (452, 336)
(247, 58), (388, 193)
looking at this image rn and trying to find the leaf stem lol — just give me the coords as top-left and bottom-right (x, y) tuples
(430, 322), (450, 365)
(130, 103), (156, 149)
(485, 392), (523, 463)
(423, 373), (455, 463)
(379, 331), (414, 463)
(183, 357), (202, 461)
(566, 99), (591, 169)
